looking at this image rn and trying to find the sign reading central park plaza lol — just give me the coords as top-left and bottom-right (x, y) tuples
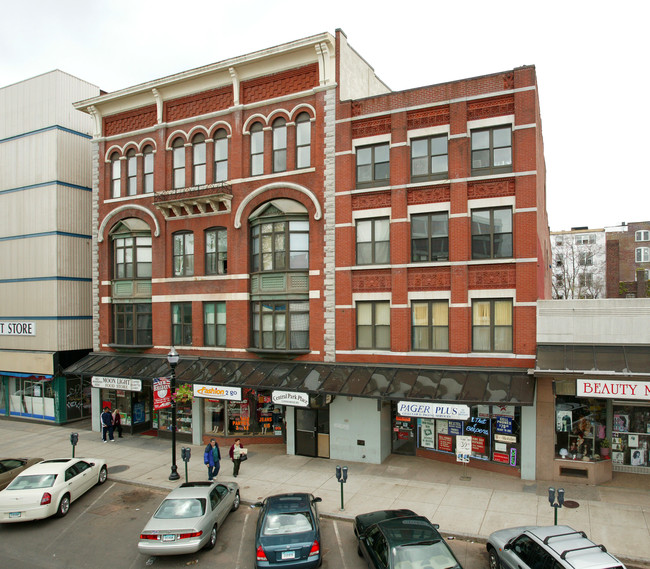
(397, 401), (470, 420)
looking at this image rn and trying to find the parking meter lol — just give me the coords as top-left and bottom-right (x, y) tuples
(548, 487), (565, 525)
(548, 486), (555, 506)
(70, 432), (79, 458)
(181, 447), (191, 483)
(335, 465), (348, 510)
(342, 466), (348, 483)
(557, 488), (565, 507)
(336, 465), (342, 481)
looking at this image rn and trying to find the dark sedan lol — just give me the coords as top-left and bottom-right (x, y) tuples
(0, 458), (43, 491)
(253, 493), (322, 569)
(354, 509), (463, 569)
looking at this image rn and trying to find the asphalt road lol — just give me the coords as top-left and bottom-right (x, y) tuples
(0, 480), (489, 569)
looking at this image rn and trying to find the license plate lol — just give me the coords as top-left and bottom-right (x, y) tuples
(9, 512), (21, 518)
(162, 534), (176, 542)
(281, 551), (296, 560)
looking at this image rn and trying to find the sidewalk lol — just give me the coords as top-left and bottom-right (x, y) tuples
(1, 418), (649, 565)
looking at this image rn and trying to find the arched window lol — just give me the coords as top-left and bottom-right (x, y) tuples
(173, 231), (194, 276)
(126, 149), (137, 195)
(250, 122), (264, 176)
(110, 153), (121, 198)
(143, 145), (154, 193)
(214, 129), (228, 183)
(172, 138), (185, 189)
(295, 112), (311, 169)
(272, 118), (287, 173)
(192, 133), (206, 186)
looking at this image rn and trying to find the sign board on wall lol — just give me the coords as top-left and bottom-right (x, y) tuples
(577, 379), (650, 401)
(0, 321), (36, 336)
(397, 401), (470, 420)
(153, 377), (171, 410)
(193, 384), (242, 401)
(272, 391), (309, 407)
(92, 376), (142, 392)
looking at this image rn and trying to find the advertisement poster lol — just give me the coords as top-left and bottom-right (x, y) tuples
(420, 418), (436, 449)
(496, 416), (513, 434)
(448, 421), (463, 436)
(493, 452), (509, 464)
(613, 414), (629, 432)
(471, 436), (486, 454)
(438, 434), (453, 452)
(556, 410), (572, 432)
(493, 405), (515, 418)
(153, 377), (171, 410)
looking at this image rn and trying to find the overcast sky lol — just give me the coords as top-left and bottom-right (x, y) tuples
(2, 1), (648, 231)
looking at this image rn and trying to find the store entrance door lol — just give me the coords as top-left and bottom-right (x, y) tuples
(295, 408), (330, 458)
(392, 406), (417, 455)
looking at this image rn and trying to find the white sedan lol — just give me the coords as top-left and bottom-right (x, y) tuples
(0, 458), (107, 523)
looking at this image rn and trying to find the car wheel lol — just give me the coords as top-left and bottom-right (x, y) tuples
(203, 525), (218, 551)
(231, 490), (240, 512)
(56, 493), (71, 517)
(488, 546), (501, 569)
(98, 465), (108, 485)
(357, 542), (363, 557)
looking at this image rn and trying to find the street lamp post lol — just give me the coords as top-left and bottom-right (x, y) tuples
(167, 346), (180, 481)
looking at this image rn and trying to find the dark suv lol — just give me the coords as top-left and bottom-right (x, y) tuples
(487, 526), (626, 569)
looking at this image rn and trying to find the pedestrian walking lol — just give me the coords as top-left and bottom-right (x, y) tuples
(113, 408), (123, 438)
(229, 438), (246, 478)
(101, 407), (115, 442)
(204, 438), (221, 481)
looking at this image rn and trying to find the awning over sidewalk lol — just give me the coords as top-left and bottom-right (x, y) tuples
(536, 344), (650, 376)
(64, 352), (535, 406)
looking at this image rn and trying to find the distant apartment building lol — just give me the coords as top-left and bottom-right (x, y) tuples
(66, 30), (550, 478)
(605, 221), (650, 298)
(0, 71), (100, 423)
(550, 228), (606, 299)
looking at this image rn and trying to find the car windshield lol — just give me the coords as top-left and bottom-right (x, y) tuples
(7, 474), (57, 490)
(262, 512), (313, 535)
(393, 540), (461, 569)
(154, 498), (206, 519)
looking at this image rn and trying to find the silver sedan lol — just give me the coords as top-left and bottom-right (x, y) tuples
(138, 480), (240, 556)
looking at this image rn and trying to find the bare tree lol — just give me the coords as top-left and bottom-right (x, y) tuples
(552, 233), (606, 299)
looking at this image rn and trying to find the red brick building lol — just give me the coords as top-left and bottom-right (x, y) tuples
(68, 30), (550, 478)
(606, 221), (650, 298)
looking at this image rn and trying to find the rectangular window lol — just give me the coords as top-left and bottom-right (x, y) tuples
(193, 139), (206, 186)
(575, 233), (596, 245)
(250, 125), (264, 176)
(173, 232), (194, 276)
(471, 126), (512, 175)
(357, 301), (390, 350)
(356, 143), (390, 187)
(205, 228), (227, 275)
(172, 302), (193, 346)
(173, 144), (185, 189)
(143, 149), (154, 193)
(251, 219), (309, 273)
(412, 301), (449, 351)
(411, 135), (448, 180)
(113, 303), (152, 346)
(636, 230), (650, 242)
(127, 152), (137, 196)
(472, 299), (513, 352)
(471, 207), (513, 259)
(411, 212), (449, 262)
(578, 272), (593, 288)
(214, 134), (228, 182)
(114, 235), (152, 279)
(356, 218), (390, 265)
(579, 251), (594, 266)
(204, 302), (226, 347)
(251, 301), (309, 351)
(636, 247), (650, 262)
(111, 157), (121, 198)
(296, 114), (311, 169)
(555, 253), (564, 267)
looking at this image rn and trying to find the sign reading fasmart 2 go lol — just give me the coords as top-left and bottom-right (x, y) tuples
(397, 401), (470, 420)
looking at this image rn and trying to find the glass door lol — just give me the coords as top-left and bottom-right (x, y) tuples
(295, 408), (318, 457)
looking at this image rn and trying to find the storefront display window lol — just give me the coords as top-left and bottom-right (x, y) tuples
(413, 404), (521, 466)
(8, 376), (55, 420)
(611, 404), (650, 468)
(158, 400), (192, 434)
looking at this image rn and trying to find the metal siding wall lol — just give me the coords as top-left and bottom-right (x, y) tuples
(0, 131), (58, 190)
(0, 235), (58, 279)
(1, 185), (58, 236)
(56, 130), (92, 188)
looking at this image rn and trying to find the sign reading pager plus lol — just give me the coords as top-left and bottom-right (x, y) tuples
(193, 384), (242, 401)
(397, 401), (470, 420)
(272, 390), (309, 407)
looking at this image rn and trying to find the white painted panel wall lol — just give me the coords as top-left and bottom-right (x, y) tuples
(0, 235), (59, 279)
(56, 185), (93, 236)
(0, 185), (58, 236)
(0, 317), (91, 352)
(0, 130), (59, 191)
(537, 299), (650, 344)
(329, 397), (386, 464)
(338, 34), (391, 101)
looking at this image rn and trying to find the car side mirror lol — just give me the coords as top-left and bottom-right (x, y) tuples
(504, 542), (513, 551)
(312, 497), (322, 503)
(433, 523), (439, 529)
(250, 501), (263, 508)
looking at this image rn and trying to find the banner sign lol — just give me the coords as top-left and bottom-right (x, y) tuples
(193, 384), (242, 401)
(92, 376), (142, 392)
(577, 379), (650, 401)
(456, 435), (472, 463)
(272, 390), (309, 407)
(397, 401), (470, 420)
(153, 377), (171, 410)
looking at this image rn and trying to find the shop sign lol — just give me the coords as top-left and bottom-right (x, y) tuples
(272, 390), (309, 407)
(577, 379), (650, 400)
(438, 433), (453, 452)
(493, 451), (509, 464)
(492, 404), (515, 418)
(92, 376), (142, 392)
(0, 321), (36, 336)
(396, 401), (470, 420)
(153, 378), (171, 410)
(448, 420), (463, 435)
(193, 384), (242, 401)
(495, 416), (513, 434)
(456, 435), (472, 462)
(465, 416), (490, 437)
(420, 418), (435, 448)
(495, 433), (516, 443)
(472, 436), (486, 454)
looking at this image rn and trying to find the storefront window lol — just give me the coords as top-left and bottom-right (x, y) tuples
(9, 377), (55, 420)
(611, 404), (650, 468)
(158, 400), (192, 435)
(415, 404), (521, 467)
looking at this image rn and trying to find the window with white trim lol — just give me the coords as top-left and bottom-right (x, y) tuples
(635, 230), (650, 242)
(636, 247), (650, 262)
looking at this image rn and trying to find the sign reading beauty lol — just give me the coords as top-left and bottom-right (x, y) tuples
(193, 384), (242, 401)
(577, 379), (650, 401)
(92, 376), (142, 392)
(397, 401), (470, 420)
(272, 390), (309, 407)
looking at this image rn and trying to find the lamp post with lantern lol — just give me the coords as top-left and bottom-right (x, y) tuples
(167, 347), (180, 481)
